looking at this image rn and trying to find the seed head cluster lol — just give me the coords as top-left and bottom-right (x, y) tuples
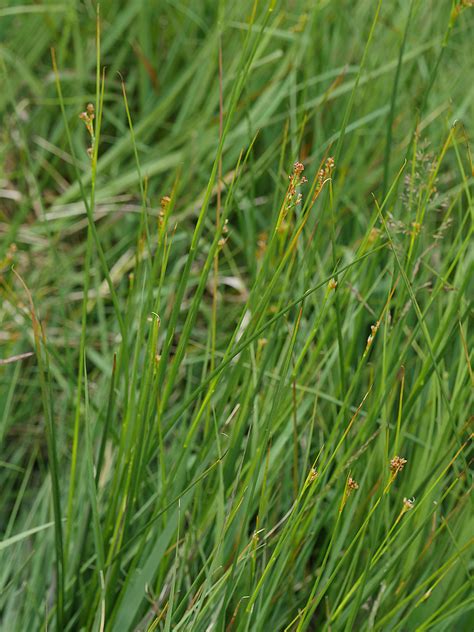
(365, 320), (380, 351)
(340, 475), (359, 511)
(287, 161), (308, 204)
(79, 103), (95, 158)
(403, 497), (415, 511)
(347, 477), (359, 492)
(390, 455), (407, 474)
(160, 195), (171, 210)
(277, 161), (309, 234)
(218, 219), (230, 249)
(309, 156), (335, 204)
(159, 195), (171, 222)
(317, 156), (334, 190)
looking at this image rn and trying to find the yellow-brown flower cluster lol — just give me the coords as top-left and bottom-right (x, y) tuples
(79, 103), (95, 158)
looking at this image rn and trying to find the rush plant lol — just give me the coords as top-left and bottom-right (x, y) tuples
(0, 1), (472, 630)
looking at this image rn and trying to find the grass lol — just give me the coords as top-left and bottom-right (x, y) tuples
(0, 0), (473, 630)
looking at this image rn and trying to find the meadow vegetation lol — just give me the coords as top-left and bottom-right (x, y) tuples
(0, 1), (473, 630)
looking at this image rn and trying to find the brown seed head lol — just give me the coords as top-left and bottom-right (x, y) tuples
(365, 321), (380, 350)
(347, 477), (359, 491)
(403, 497), (415, 511)
(160, 195), (171, 210)
(390, 455), (407, 473)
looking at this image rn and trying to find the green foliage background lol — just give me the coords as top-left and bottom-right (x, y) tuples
(0, 1), (473, 630)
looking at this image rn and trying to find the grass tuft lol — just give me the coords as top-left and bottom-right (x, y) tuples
(1, 1), (473, 630)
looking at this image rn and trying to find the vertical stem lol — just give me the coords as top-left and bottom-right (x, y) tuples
(382, 0), (415, 197)
(211, 37), (224, 375)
